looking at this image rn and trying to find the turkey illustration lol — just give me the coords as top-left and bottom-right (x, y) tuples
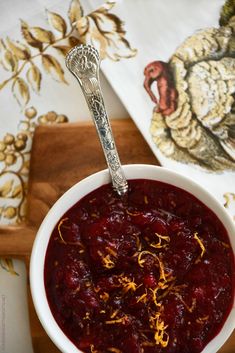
(144, 16), (235, 171)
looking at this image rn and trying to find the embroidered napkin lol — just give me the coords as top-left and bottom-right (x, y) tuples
(86, 0), (235, 220)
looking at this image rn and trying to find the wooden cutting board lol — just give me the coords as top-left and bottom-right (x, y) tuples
(0, 119), (234, 352)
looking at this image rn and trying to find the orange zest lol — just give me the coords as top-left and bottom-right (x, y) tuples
(194, 232), (205, 258)
(57, 217), (69, 244)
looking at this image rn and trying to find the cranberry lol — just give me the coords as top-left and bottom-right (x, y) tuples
(83, 217), (108, 240)
(79, 287), (100, 310)
(64, 267), (80, 289)
(189, 216), (202, 228)
(97, 275), (120, 292)
(143, 273), (157, 288)
(191, 337), (204, 353)
(163, 296), (185, 327)
(169, 218), (186, 233)
(150, 217), (168, 235)
(127, 210), (155, 227)
(57, 220), (81, 243)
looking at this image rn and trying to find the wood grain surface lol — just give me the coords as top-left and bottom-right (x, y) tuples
(0, 119), (234, 352)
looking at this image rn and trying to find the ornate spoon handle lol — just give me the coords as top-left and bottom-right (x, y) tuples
(65, 44), (128, 196)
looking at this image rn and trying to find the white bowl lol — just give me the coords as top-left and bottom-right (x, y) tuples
(30, 164), (235, 353)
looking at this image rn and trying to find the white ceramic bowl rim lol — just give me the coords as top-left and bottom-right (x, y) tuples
(30, 164), (235, 353)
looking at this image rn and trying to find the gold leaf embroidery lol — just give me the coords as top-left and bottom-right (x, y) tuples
(224, 192), (235, 208)
(53, 45), (71, 56)
(68, 35), (81, 47)
(3, 207), (17, 219)
(100, 0), (116, 11)
(1, 0), (136, 106)
(0, 46), (18, 72)
(42, 54), (67, 83)
(0, 107), (68, 224)
(47, 10), (67, 36)
(11, 184), (23, 198)
(26, 64), (41, 92)
(37, 110), (68, 124)
(30, 26), (55, 44)
(68, 0), (84, 25)
(0, 259), (19, 276)
(0, 38), (5, 51)
(0, 173), (24, 223)
(6, 37), (31, 60)
(77, 2), (137, 61)
(0, 180), (13, 197)
(12, 77), (29, 106)
(223, 192), (235, 220)
(76, 16), (89, 38)
(20, 20), (43, 50)
(3, 133), (14, 144)
(24, 106), (37, 119)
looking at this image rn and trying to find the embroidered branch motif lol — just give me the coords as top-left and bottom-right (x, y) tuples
(0, 0), (137, 107)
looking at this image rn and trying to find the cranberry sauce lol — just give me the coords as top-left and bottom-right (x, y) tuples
(44, 180), (234, 353)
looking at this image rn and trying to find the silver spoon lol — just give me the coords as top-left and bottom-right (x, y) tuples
(65, 44), (128, 196)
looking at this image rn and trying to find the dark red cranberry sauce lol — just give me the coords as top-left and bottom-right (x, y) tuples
(44, 180), (234, 353)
